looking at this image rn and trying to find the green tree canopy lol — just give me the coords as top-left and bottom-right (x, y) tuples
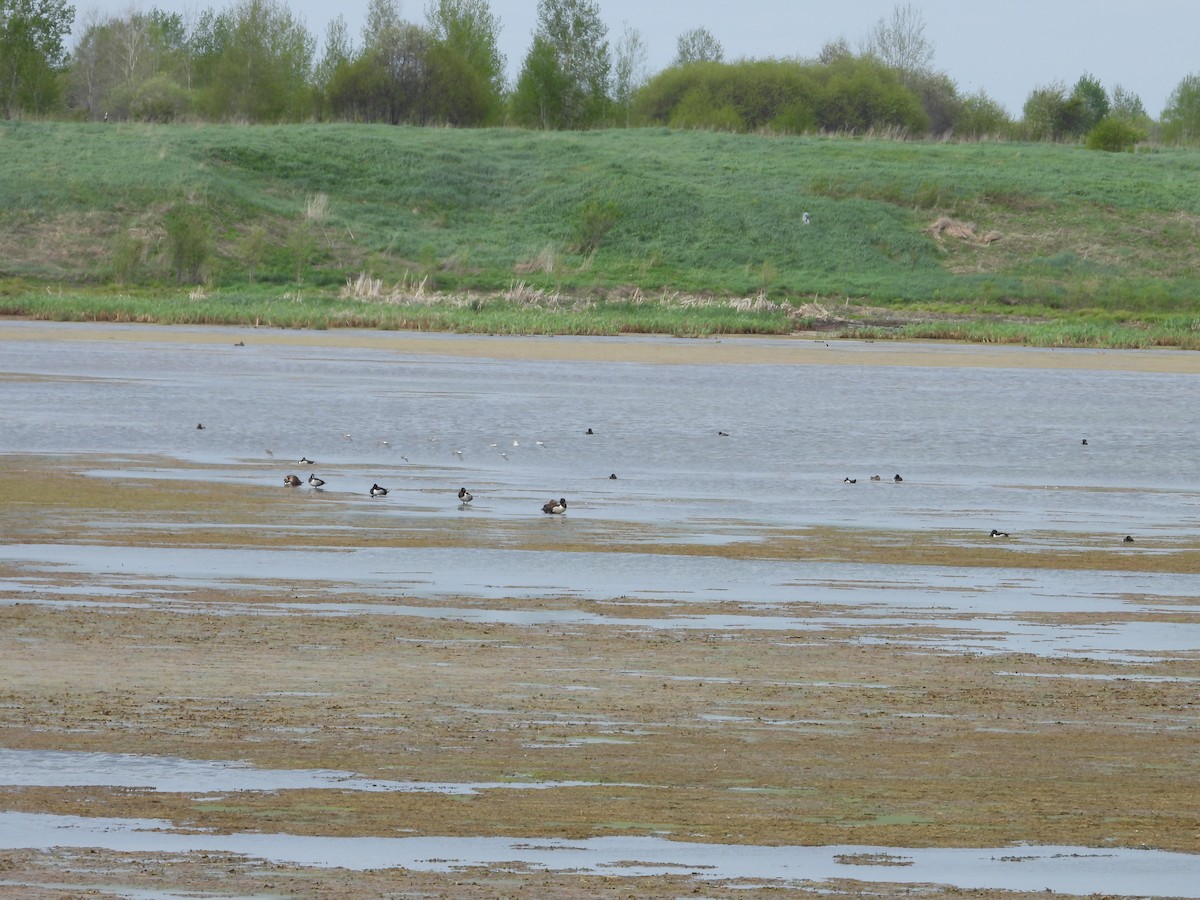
(192, 0), (314, 122)
(0, 0), (74, 118)
(1161, 73), (1200, 144)
(511, 0), (609, 129)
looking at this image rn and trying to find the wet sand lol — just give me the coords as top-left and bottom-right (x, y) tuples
(1, 324), (1198, 897)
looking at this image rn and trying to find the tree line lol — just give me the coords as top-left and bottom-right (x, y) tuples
(3, 0), (1200, 146)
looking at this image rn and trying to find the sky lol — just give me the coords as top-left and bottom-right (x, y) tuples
(77, 0), (1199, 117)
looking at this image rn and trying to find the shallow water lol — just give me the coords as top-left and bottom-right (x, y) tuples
(1, 812), (1199, 896)
(4, 323), (1200, 535)
(0, 748), (609, 795)
(3, 323), (1200, 887)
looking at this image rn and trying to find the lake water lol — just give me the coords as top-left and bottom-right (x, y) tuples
(2, 322), (1199, 894)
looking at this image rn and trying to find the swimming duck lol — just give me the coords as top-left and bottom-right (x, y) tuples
(542, 498), (567, 515)
(458, 487), (473, 505)
(308, 474), (325, 488)
(870, 475), (881, 481)
(299, 456), (314, 465)
(893, 474), (903, 482)
(283, 474), (302, 487)
(1123, 535), (1135, 543)
(843, 477), (857, 484)
(990, 529), (1010, 538)
(609, 473), (618, 480)
(1081, 439), (1088, 446)
(370, 483), (388, 497)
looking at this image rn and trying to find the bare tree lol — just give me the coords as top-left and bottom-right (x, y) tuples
(860, 2), (932, 82)
(674, 26), (722, 66)
(613, 21), (646, 125)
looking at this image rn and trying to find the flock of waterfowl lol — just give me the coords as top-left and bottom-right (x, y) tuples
(273, 433), (1134, 539)
(281, 455), (567, 514)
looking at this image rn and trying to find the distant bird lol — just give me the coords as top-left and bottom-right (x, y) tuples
(870, 475), (881, 481)
(586, 428), (594, 435)
(457, 487), (473, 506)
(265, 449), (274, 458)
(1081, 439), (1088, 446)
(894, 474), (903, 482)
(802, 212), (811, 225)
(843, 477), (857, 484)
(1123, 535), (1135, 543)
(308, 474), (325, 488)
(370, 483), (388, 497)
(542, 498), (567, 515)
(234, 341), (245, 347)
(990, 529), (1010, 538)
(299, 456), (314, 465)
(609, 473), (618, 480)
(196, 423), (205, 430)
(284, 474), (302, 487)
(717, 430), (729, 437)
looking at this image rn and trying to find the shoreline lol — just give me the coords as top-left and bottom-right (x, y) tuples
(4, 319), (1200, 373)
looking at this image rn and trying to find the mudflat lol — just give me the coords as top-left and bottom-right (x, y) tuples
(1, 325), (1197, 898)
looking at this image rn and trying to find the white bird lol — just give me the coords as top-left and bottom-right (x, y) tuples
(802, 212), (811, 225)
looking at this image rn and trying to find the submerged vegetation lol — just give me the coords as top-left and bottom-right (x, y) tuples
(2, 121), (1199, 347)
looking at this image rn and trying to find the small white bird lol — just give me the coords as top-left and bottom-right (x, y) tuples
(802, 212), (811, 225)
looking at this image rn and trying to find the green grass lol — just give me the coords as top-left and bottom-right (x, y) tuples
(2, 121), (1200, 345)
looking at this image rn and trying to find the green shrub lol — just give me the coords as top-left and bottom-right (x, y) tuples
(162, 204), (210, 284)
(570, 200), (623, 254)
(109, 231), (145, 285)
(1086, 117), (1145, 152)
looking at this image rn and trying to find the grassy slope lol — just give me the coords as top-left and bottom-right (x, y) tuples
(2, 121), (1199, 342)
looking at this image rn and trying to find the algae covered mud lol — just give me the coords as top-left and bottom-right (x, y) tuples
(1, 321), (1198, 898)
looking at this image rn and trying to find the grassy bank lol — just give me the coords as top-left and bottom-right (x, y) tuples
(2, 121), (1199, 345)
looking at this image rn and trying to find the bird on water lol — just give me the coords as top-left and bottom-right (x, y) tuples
(542, 498), (567, 515)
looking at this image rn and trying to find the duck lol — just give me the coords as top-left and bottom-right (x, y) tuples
(283, 474), (302, 487)
(717, 430), (729, 437)
(1081, 439), (1088, 446)
(542, 498), (567, 515)
(458, 487), (473, 505)
(1123, 535), (1135, 543)
(893, 474), (903, 482)
(843, 477), (857, 484)
(196, 423), (205, 430)
(585, 428), (594, 435)
(609, 473), (618, 480)
(990, 529), (1010, 538)
(298, 456), (314, 465)
(370, 483), (389, 497)
(870, 475), (882, 481)
(308, 474), (326, 488)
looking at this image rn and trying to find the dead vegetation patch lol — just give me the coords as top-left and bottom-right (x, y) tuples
(928, 215), (1002, 245)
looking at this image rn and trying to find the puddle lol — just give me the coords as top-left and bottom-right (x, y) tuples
(0, 812), (1197, 895)
(0, 749), (610, 796)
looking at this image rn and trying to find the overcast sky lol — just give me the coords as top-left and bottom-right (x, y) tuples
(79, 0), (1198, 117)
